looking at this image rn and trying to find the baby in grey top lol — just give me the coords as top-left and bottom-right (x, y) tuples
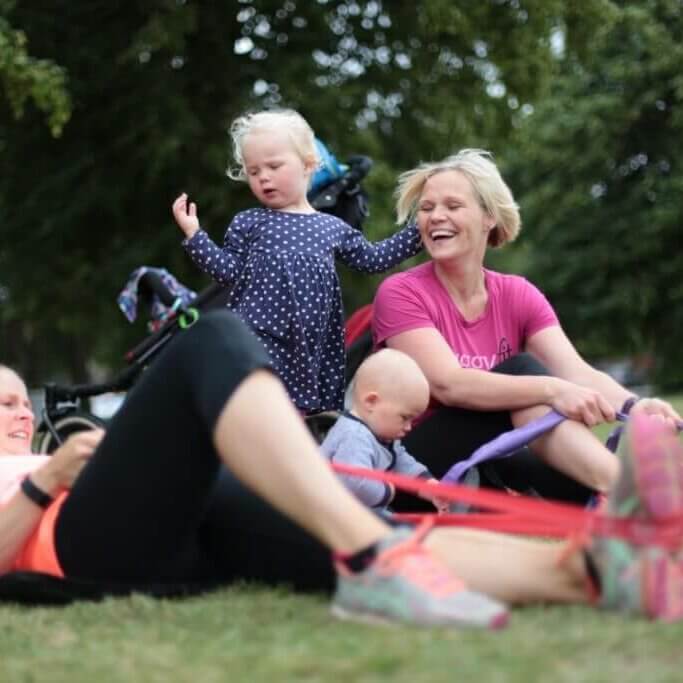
(321, 349), (447, 512)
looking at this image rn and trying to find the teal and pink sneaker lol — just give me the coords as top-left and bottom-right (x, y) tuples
(332, 524), (509, 629)
(589, 410), (683, 621)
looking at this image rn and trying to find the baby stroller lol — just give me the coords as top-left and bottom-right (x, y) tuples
(34, 145), (373, 453)
(34, 277), (231, 453)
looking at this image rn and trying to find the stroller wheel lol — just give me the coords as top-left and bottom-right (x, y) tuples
(34, 412), (107, 454)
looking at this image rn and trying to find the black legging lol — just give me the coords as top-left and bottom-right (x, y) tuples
(54, 310), (335, 591)
(394, 353), (594, 512)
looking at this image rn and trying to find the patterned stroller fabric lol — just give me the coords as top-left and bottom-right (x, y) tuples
(117, 266), (197, 324)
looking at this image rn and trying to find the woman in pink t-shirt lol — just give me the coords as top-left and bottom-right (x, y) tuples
(373, 149), (680, 509)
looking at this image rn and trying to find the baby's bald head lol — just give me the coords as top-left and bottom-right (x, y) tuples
(350, 349), (430, 442)
(353, 349), (429, 406)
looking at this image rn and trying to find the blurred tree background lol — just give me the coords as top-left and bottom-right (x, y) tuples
(1, 0), (681, 388)
(508, 0), (683, 389)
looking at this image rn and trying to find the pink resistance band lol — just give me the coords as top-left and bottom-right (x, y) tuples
(330, 462), (683, 551)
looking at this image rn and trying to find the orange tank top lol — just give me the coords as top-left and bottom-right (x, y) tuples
(0, 455), (66, 577)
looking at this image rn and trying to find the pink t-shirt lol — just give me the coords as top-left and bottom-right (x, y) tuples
(0, 455), (66, 577)
(373, 262), (559, 371)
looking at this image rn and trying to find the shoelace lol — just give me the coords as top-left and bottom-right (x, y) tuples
(375, 520), (466, 598)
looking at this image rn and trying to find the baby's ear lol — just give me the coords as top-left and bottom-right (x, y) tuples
(361, 391), (380, 410)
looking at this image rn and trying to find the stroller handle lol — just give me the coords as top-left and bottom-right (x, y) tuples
(43, 362), (141, 406)
(345, 155), (372, 187)
(138, 271), (177, 308)
(124, 283), (229, 366)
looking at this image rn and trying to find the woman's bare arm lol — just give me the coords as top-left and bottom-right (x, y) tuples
(527, 326), (681, 423)
(0, 430), (102, 574)
(386, 327), (614, 425)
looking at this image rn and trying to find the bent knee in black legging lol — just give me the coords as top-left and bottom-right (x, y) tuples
(55, 310), (273, 582)
(491, 352), (549, 377)
(488, 353), (593, 503)
(182, 310), (266, 361)
(164, 309), (273, 428)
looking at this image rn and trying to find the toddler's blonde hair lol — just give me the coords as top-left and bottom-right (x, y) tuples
(228, 109), (320, 182)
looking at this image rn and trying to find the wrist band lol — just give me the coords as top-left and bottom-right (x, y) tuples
(621, 396), (641, 415)
(20, 476), (54, 509)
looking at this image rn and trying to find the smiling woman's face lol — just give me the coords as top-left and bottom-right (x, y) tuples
(0, 368), (34, 455)
(416, 170), (494, 263)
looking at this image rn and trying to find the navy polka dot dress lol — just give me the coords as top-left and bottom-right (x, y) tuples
(183, 208), (421, 412)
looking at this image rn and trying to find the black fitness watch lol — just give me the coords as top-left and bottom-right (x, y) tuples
(20, 476), (54, 509)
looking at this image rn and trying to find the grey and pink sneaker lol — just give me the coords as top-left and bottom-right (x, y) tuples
(589, 410), (683, 621)
(332, 524), (509, 629)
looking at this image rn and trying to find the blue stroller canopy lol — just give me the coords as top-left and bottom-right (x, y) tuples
(309, 138), (348, 195)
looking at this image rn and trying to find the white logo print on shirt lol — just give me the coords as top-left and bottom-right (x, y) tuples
(455, 338), (513, 370)
(454, 353), (498, 370)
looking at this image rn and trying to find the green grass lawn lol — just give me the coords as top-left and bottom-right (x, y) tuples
(2, 398), (683, 682)
(2, 589), (683, 683)
(2, 587), (683, 683)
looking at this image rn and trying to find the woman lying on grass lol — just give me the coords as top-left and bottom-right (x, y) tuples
(0, 309), (682, 626)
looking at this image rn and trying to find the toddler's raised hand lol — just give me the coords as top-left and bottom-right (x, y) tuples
(172, 192), (200, 239)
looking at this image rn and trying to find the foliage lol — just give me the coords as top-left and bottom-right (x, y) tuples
(0, 1), (71, 136)
(0, 1), (617, 381)
(510, 0), (683, 388)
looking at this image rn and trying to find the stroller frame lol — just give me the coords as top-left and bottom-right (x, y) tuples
(35, 280), (231, 453)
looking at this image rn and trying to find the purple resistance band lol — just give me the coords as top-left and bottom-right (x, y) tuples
(441, 410), (633, 485)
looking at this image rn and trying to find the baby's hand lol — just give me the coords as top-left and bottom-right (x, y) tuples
(431, 496), (450, 514)
(420, 478), (449, 514)
(172, 192), (200, 239)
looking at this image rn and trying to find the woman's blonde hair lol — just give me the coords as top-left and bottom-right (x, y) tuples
(228, 109), (320, 182)
(0, 364), (23, 386)
(395, 149), (521, 247)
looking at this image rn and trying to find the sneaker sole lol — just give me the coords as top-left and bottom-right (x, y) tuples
(330, 603), (509, 630)
(629, 412), (683, 520)
(330, 603), (398, 627)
